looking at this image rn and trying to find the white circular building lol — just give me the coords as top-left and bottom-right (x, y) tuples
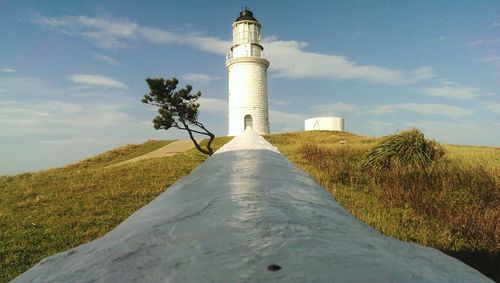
(305, 117), (345, 132)
(226, 9), (270, 136)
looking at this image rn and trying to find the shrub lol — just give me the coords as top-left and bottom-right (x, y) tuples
(359, 128), (444, 169)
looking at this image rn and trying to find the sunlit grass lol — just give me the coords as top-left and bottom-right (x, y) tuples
(1, 131), (498, 281)
(0, 137), (231, 282)
(265, 130), (499, 280)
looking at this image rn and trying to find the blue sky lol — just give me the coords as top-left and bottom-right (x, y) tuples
(1, 0), (499, 175)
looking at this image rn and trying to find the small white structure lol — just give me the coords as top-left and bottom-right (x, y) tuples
(305, 116), (345, 132)
(226, 9), (270, 136)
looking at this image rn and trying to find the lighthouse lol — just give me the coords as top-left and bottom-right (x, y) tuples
(226, 9), (270, 136)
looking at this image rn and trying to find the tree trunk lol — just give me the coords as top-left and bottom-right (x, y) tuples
(181, 120), (213, 156)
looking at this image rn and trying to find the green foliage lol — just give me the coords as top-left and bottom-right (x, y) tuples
(142, 78), (201, 130)
(359, 128), (445, 169)
(142, 77), (214, 155)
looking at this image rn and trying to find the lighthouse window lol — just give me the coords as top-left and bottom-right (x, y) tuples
(233, 29), (238, 44)
(249, 25), (255, 42)
(239, 24), (246, 43)
(243, 23), (249, 42)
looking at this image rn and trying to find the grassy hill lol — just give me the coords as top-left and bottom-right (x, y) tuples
(1, 132), (498, 282)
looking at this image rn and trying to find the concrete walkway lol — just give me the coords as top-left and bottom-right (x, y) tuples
(14, 129), (492, 282)
(112, 139), (203, 166)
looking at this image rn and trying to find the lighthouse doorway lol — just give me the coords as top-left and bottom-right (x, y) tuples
(244, 115), (253, 130)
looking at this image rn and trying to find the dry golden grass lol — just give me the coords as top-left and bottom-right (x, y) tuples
(265, 131), (499, 281)
(0, 137), (231, 282)
(1, 131), (498, 281)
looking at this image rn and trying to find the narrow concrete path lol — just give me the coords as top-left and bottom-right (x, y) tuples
(113, 139), (203, 166)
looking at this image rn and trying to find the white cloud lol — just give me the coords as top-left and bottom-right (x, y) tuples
(370, 103), (472, 119)
(312, 101), (473, 119)
(481, 102), (500, 115)
(410, 67), (436, 81)
(367, 121), (396, 132)
(38, 137), (97, 144)
(0, 68), (16, 73)
(269, 99), (288, 106)
(467, 38), (500, 47)
(90, 52), (119, 65)
(36, 15), (436, 85)
(68, 74), (128, 89)
(0, 99), (132, 138)
(420, 83), (491, 100)
(35, 15), (229, 53)
(35, 15), (139, 49)
(197, 97), (227, 114)
(0, 76), (136, 138)
(311, 102), (361, 115)
(265, 39), (434, 85)
(268, 109), (306, 132)
(183, 73), (220, 84)
(0, 75), (193, 175)
(269, 109), (306, 124)
(479, 56), (500, 63)
(402, 120), (499, 146)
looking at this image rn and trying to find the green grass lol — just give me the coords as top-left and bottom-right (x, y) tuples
(265, 131), (499, 281)
(1, 131), (498, 281)
(0, 137), (231, 282)
(359, 128), (445, 169)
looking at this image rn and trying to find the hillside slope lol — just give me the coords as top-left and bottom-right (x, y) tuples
(0, 138), (231, 282)
(265, 131), (499, 281)
(1, 131), (498, 281)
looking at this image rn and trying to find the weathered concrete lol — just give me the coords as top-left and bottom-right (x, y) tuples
(13, 129), (492, 282)
(111, 139), (203, 166)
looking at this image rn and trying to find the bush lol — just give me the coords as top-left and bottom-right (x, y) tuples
(359, 128), (444, 169)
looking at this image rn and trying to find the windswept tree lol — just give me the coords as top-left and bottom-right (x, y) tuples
(142, 77), (215, 156)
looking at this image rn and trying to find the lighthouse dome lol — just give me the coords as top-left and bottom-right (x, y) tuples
(235, 9), (258, 22)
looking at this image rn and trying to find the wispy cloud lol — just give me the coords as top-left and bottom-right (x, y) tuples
(0, 75), (205, 174)
(182, 73), (220, 84)
(367, 121), (396, 132)
(467, 38), (500, 47)
(311, 101), (472, 119)
(312, 102), (361, 115)
(370, 103), (472, 119)
(265, 39), (434, 85)
(38, 137), (97, 144)
(269, 109), (306, 124)
(68, 74), (128, 89)
(481, 102), (500, 115)
(35, 15), (229, 53)
(0, 68), (16, 73)
(411, 67), (436, 81)
(197, 97), (227, 114)
(90, 52), (119, 65)
(421, 84), (482, 100)
(479, 56), (500, 63)
(401, 120), (499, 146)
(36, 15), (435, 85)
(269, 99), (288, 106)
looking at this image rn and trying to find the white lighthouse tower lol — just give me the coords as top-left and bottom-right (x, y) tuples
(226, 9), (270, 136)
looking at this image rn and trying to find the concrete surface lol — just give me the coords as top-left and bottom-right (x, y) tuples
(112, 139), (203, 166)
(13, 129), (492, 282)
